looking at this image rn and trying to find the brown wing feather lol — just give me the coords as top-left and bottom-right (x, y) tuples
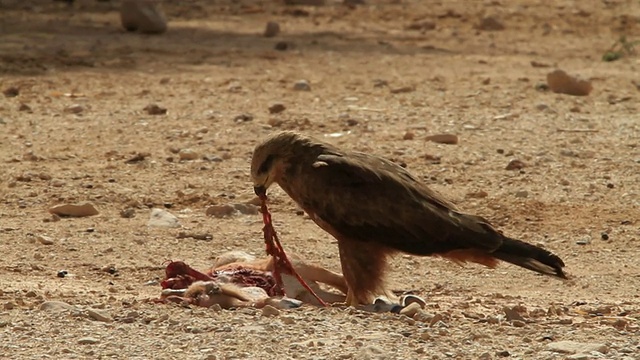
(289, 151), (504, 256)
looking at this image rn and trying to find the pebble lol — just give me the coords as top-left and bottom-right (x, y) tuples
(399, 302), (422, 318)
(87, 309), (113, 322)
(121, 0), (167, 34)
(546, 341), (608, 355)
(425, 134), (459, 145)
(293, 80), (311, 91)
(18, 104), (31, 113)
(546, 69), (593, 96)
(64, 104), (84, 114)
(143, 103), (167, 115)
(147, 208), (181, 228)
(390, 85), (415, 94)
(261, 305), (280, 317)
(49, 203), (99, 217)
(268, 102), (286, 114)
(36, 235), (54, 245)
(120, 208), (135, 218)
(234, 113), (254, 122)
(206, 204), (236, 218)
(39, 301), (77, 312)
(274, 41), (289, 51)
(3, 86), (19, 97)
(264, 21), (280, 37)
(505, 159), (526, 170)
(178, 149), (199, 161)
(78, 337), (100, 345)
(515, 190), (529, 198)
(466, 190), (488, 198)
(476, 16), (505, 31)
(403, 131), (414, 140)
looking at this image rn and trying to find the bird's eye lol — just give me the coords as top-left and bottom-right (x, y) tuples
(258, 155), (275, 174)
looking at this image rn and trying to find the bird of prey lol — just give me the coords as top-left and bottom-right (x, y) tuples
(251, 131), (567, 307)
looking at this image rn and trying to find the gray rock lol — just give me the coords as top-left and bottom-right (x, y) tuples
(293, 80), (311, 91)
(147, 208), (181, 228)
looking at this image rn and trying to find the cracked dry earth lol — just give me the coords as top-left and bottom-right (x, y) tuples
(1, 0), (640, 359)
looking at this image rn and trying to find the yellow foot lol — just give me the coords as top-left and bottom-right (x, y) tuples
(345, 289), (359, 307)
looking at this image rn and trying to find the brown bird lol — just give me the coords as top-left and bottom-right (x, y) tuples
(251, 131), (567, 306)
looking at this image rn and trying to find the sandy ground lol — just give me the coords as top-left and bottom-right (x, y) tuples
(1, 0), (640, 359)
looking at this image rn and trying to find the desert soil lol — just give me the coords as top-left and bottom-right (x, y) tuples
(1, 0), (640, 359)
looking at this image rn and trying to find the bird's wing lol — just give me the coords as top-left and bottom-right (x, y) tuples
(297, 151), (503, 255)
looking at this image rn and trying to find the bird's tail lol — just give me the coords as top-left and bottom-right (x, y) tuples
(492, 236), (567, 279)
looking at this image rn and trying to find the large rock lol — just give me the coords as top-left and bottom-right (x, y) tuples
(121, 0), (168, 34)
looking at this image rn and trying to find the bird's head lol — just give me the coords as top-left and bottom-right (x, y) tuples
(251, 131), (305, 197)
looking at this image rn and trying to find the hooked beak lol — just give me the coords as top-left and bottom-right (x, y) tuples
(254, 185), (267, 197)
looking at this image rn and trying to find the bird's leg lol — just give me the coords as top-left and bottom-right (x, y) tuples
(345, 288), (358, 307)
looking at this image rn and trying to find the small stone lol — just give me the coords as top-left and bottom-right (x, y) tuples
(399, 302), (422, 318)
(546, 69), (593, 96)
(39, 301), (77, 312)
(546, 341), (608, 355)
(425, 134), (458, 145)
(36, 235), (54, 245)
(293, 80), (311, 91)
(78, 337), (100, 345)
(576, 238), (591, 245)
(147, 208), (181, 228)
(466, 190), (488, 199)
(601, 232), (609, 241)
(19, 103), (32, 112)
(87, 309), (113, 322)
(476, 16), (505, 31)
(268, 103), (286, 114)
(281, 316), (295, 324)
(143, 103), (167, 115)
(505, 159), (526, 170)
(121, 0), (167, 34)
(64, 104), (84, 114)
(4, 302), (16, 310)
(390, 85), (415, 94)
(261, 305), (280, 317)
(49, 203), (99, 217)
(233, 113), (254, 122)
(3, 86), (19, 97)
(178, 149), (199, 161)
(264, 21), (280, 37)
(515, 190), (529, 198)
(120, 208), (135, 218)
(57, 270), (68, 278)
(511, 320), (526, 327)
(206, 204), (236, 218)
(403, 131), (414, 140)
(274, 41), (289, 51)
